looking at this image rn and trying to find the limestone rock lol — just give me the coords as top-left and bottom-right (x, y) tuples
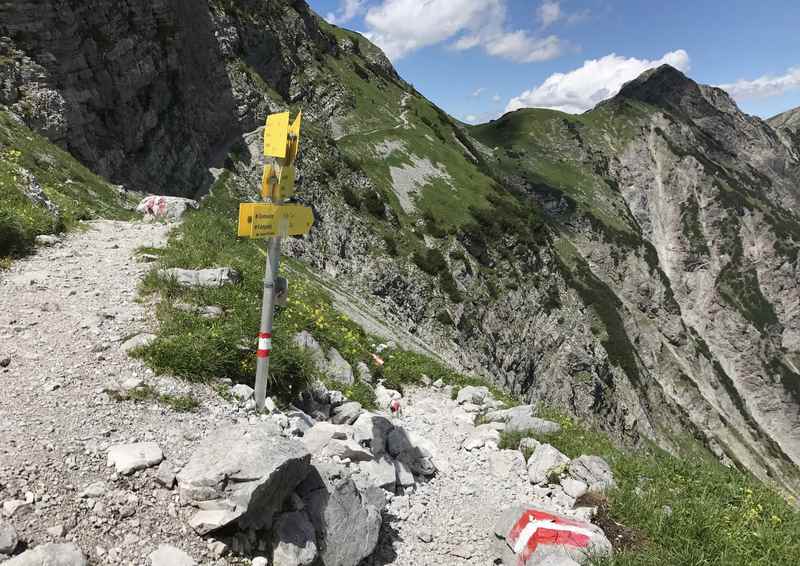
(303, 422), (351, 455)
(136, 195), (199, 220)
(120, 333), (157, 354)
(325, 348), (354, 385)
(527, 444), (570, 485)
(107, 442), (163, 475)
(0, 519), (18, 554)
(158, 268), (240, 288)
(495, 507), (612, 565)
(331, 401), (362, 425)
(148, 544), (196, 566)
(352, 413), (394, 457)
(298, 464), (384, 566)
(272, 511), (318, 566)
(568, 456), (615, 494)
(456, 385), (490, 405)
(177, 423), (310, 533)
(4, 543), (87, 565)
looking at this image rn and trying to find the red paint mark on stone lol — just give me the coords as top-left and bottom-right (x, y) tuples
(508, 510), (591, 565)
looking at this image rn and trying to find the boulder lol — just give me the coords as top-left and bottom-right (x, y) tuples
(286, 409), (316, 437)
(486, 405), (561, 435)
(303, 422), (351, 455)
(158, 268), (240, 289)
(352, 413), (394, 457)
(561, 478), (589, 500)
(358, 458), (397, 491)
(155, 461), (176, 489)
(177, 423), (311, 533)
(148, 544), (196, 566)
(120, 333), (156, 354)
(324, 439), (373, 462)
(387, 428), (436, 477)
(325, 348), (354, 385)
(272, 511), (318, 566)
(5, 543), (87, 565)
(0, 519), (17, 554)
(568, 456), (615, 494)
(107, 442), (163, 475)
(527, 444), (570, 485)
(293, 332), (326, 370)
(298, 464), (384, 566)
(456, 385), (490, 405)
(331, 402), (362, 425)
(394, 460), (415, 489)
(462, 423), (502, 451)
(494, 507), (612, 565)
(136, 195), (199, 220)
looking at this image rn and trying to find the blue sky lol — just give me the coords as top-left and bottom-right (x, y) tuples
(308, 0), (800, 123)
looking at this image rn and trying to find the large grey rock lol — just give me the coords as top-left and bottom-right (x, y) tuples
(158, 268), (240, 289)
(177, 423), (311, 533)
(5, 543), (87, 565)
(107, 442), (163, 475)
(35, 234), (61, 246)
(331, 402), (362, 425)
(303, 422), (351, 455)
(324, 439), (373, 462)
(352, 413), (394, 457)
(358, 458), (397, 491)
(494, 507), (612, 565)
(272, 511), (318, 566)
(286, 409), (316, 437)
(0, 519), (17, 554)
(386, 428), (436, 477)
(456, 385), (490, 405)
(148, 544), (196, 566)
(568, 456), (616, 494)
(137, 195), (199, 220)
(293, 332), (326, 370)
(374, 384), (401, 411)
(325, 348), (354, 385)
(298, 464), (384, 566)
(527, 444), (570, 485)
(486, 405), (562, 435)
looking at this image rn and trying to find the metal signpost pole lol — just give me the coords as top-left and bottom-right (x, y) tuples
(242, 112), (309, 411)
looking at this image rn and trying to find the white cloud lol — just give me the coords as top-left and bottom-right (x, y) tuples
(718, 67), (800, 100)
(472, 87), (487, 97)
(326, 0), (366, 25)
(492, 94), (502, 102)
(464, 114), (479, 124)
(361, 0), (565, 63)
(506, 49), (691, 114)
(538, 1), (561, 28)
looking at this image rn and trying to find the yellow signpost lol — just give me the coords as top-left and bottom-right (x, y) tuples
(241, 110), (313, 410)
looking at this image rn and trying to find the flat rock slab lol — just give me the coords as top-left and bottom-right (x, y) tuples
(5, 543), (87, 565)
(107, 442), (164, 475)
(120, 333), (156, 353)
(158, 267), (240, 289)
(568, 456), (615, 494)
(177, 423), (311, 533)
(148, 544), (197, 566)
(495, 507), (612, 566)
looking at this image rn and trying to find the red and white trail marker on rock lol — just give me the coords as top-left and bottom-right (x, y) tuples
(495, 507), (612, 566)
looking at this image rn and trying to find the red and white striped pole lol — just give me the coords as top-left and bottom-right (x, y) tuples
(254, 235), (282, 410)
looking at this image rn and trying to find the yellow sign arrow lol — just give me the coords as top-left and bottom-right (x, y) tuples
(238, 203), (313, 238)
(263, 112), (290, 158)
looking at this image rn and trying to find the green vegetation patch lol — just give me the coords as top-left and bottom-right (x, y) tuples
(0, 110), (135, 259)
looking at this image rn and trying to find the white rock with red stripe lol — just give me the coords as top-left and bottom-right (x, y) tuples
(136, 195), (198, 220)
(494, 506), (612, 566)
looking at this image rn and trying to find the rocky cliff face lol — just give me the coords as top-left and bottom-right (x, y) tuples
(2, 2), (799, 496)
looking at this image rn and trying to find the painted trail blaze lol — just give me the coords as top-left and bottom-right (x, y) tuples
(508, 510), (593, 565)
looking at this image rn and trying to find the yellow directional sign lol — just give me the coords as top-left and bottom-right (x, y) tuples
(275, 165), (296, 200)
(263, 112), (290, 158)
(260, 163), (296, 201)
(286, 112), (302, 166)
(238, 203), (313, 238)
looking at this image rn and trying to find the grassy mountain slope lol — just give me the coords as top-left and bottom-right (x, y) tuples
(0, 110), (135, 260)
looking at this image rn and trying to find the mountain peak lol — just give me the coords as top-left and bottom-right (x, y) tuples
(614, 64), (702, 108)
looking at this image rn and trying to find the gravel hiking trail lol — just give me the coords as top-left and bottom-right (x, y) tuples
(0, 220), (243, 564)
